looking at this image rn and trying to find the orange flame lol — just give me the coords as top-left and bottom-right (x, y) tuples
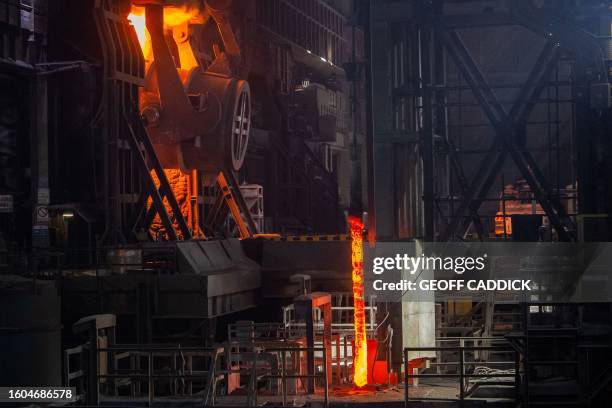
(127, 7), (151, 60)
(127, 5), (199, 69)
(349, 215), (368, 388)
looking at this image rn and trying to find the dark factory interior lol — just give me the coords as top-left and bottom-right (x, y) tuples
(1, 0), (612, 407)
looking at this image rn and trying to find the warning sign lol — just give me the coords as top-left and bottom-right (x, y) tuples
(35, 205), (49, 224)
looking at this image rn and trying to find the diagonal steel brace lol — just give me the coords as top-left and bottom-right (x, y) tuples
(438, 25), (575, 241)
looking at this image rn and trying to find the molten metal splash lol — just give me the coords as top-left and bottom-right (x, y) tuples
(128, 5), (199, 68)
(349, 215), (368, 387)
(127, 7), (150, 59)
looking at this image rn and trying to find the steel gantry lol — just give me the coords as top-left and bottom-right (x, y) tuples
(437, 25), (575, 241)
(412, 0), (588, 242)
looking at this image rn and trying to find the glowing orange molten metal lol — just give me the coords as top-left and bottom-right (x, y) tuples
(127, 5), (199, 69)
(349, 215), (368, 387)
(127, 7), (150, 59)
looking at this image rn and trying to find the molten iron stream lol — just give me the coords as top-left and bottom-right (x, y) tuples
(127, 5), (199, 70)
(127, 7), (150, 59)
(349, 216), (368, 387)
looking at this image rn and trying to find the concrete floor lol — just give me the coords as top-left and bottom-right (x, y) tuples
(89, 381), (515, 407)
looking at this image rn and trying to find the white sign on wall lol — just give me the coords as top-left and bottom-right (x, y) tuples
(35, 205), (49, 224)
(0, 195), (13, 213)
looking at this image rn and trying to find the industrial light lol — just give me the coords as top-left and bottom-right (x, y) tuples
(320, 56), (326, 62)
(62, 212), (74, 218)
(306, 49), (312, 54)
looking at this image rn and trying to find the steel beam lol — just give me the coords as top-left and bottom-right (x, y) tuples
(124, 117), (178, 240)
(439, 28), (506, 125)
(442, 13), (515, 29)
(444, 138), (488, 240)
(512, 0), (607, 80)
(437, 23), (575, 241)
(437, 26), (507, 240)
(124, 113), (192, 240)
(420, 23), (435, 242)
(457, 41), (563, 239)
(222, 171), (259, 237)
(202, 171), (258, 239)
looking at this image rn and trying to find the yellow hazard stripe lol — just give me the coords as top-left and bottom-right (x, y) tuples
(260, 234), (349, 241)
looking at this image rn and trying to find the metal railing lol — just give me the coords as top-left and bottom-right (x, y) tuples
(403, 345), (521, 407)
(65, 343), (221, 406)
(258, 346), (329, 408)
(433, 337), (512, 372)
(98, 345), (220, 406)
(226, 320), (353, 387)
(66, 341), (329, 407)
(227, 321), (287, 343)
(282, 303), (378, 335)
(64, 344), (87, 402)
(209, 344), (330, 407)
(1, 244), (178, 278)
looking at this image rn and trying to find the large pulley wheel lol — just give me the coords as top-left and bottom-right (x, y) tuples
(179, 74), (251, 175)
(142, 66), (252, 176)
(230, 82), (250, 171)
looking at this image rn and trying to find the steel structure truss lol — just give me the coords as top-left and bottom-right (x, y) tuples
(124, 113), (192, 241)
(436, 21), (576, 241)
(203, 171), (258, 239)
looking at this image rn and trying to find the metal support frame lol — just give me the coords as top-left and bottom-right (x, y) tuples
(419, 11), (436, 242)
(93, 0), (146, 244)
(449, 38), (561, 241)
(293, 292), (332, 394)
(219, 171), (258, 239)
(404, 345), (520, 407)
(267, 134), (342, 234)
(124, 114), (192, 240)
(203, 171), (258, 239)
(262, 346), (330, 408)
(443, 137), (486, 240)
(511, 0), (608, 81)
(436, 23), (576, 241)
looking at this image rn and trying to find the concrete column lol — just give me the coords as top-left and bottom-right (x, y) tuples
(31, 75), (50, 249)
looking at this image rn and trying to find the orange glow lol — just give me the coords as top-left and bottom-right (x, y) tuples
(349, 215), (368, 388)
(494, 182), (545, 236)
(148, 169), (201, 240)
(127, 5), (199, 69)
(127, 7), (151, 60)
